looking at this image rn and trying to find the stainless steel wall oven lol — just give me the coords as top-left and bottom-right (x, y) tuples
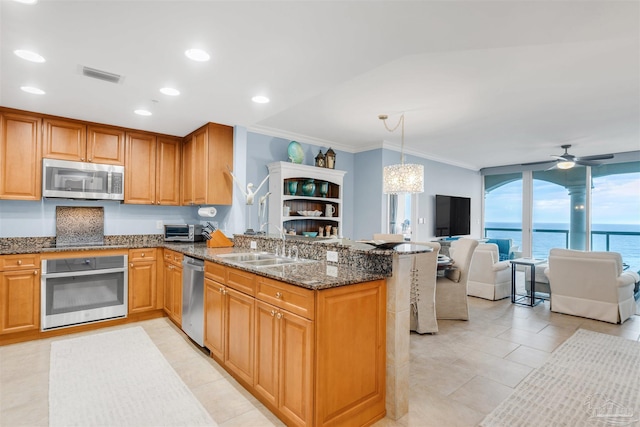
(41, 254), (128, 330)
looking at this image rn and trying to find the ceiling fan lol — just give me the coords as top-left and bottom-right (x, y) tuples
(524, 144), (614, 169)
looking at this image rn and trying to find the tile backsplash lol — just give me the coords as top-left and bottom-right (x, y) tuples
(56, 206), (104, 247)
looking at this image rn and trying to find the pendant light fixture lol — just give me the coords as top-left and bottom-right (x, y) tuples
(379, 113), (424, 194)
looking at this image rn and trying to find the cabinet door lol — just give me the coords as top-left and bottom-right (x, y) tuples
(279, 309), (313, 427)
(125, 132), (156, 204)
(192, 127), (207, 205)
(204, 278), (225, 360)
(156, 136), (181, 205)
(225, 287), (254, 385)
(181, 135), (194, 205)
(204, 123), (233, 205)
(163, 262), (174, 316)
(43, 118), (87, 161)
(172, 265), (183, 325)
(87, 125), (125, 165)
(0, 269), (40, 334)
(254, 301), (280, 407)
(128, 260), (157, 313)
(0, 112), (42, 200)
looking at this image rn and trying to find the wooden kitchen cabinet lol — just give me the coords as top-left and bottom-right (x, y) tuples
(0, 111), (42, 200)
(128, 249), (157, 314)
(162, 250), (183, 325)
(255, 300), (313, 427)
(204, 263), (255, 385)
(182, 122), (233, 206)
(204, 260), (385, 427)
(125, 132), (181, 205)
(43, 118), (125, 165)
(0, 254), (40, 335)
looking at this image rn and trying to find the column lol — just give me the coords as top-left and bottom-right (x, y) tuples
(385, 253), (411, 420)
(567, 185), (586, 250)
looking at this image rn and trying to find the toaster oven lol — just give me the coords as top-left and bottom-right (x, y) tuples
(164, 224), (204, 242)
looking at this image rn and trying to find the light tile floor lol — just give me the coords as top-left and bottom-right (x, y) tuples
(1, 297), (639, 427)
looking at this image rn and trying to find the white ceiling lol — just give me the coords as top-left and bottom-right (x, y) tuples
(1, 0), (638, 170)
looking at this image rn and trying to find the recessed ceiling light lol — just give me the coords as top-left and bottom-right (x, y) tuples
(14, 49), (45, 63)
(160, 87), (180, 96)
(185, 49), (210, 62)
(20, 86), (45, 95)
(134, 109), (152, 116)
(252, 95), (270, 104)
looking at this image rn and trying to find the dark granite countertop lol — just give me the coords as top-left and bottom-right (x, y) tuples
(1, 234), (432, 290)
(163, 242), (389, 290)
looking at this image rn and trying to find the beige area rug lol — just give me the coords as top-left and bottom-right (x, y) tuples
(49, 326), (217, 427)
(481, 329), (640, 427)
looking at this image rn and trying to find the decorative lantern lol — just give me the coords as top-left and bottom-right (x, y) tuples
(325, 147), (336, 169)
(314, 150), (325, 167)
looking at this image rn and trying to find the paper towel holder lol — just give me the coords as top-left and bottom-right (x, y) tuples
(198, 207), (217, 218)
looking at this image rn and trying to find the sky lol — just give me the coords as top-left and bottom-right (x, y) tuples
(485, 172), (640, 226)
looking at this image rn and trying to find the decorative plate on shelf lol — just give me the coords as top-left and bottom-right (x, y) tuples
(287, 141), (304, 164)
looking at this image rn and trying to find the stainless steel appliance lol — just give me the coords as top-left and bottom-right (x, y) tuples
(42, 158), (124, 200)
(164, 224), (204, 242)
(41, 255), (128, 330)
(182, 256), (205, 346)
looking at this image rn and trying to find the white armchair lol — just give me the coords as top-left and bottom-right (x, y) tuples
(545, 248), (638, 324)
(467, 243), (511, 300)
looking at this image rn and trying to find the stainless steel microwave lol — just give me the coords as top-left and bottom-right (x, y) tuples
(164, 224), (204, 242)
(42, 158), (124, 200)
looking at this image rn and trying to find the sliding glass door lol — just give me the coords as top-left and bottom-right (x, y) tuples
(484, 173), (523, 253)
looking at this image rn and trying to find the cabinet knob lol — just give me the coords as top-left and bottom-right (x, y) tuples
(88, 158), (92, 162)
(80, 157), (85, 161)
(275, 292), (283, 299)
(276, 312), (283, 319)
(130, 263), (134, 267)
(270, 310), (276, 317)
(33, 270), (37, 275)
(17, 260), (22, 265)
(141, 253), (145, 257)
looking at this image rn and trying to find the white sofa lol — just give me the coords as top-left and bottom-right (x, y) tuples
(545, 248), (639, 324)
(467, 243), (512, 300)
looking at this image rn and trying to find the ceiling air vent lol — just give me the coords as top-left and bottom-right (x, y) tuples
(81, 66), (123, 84)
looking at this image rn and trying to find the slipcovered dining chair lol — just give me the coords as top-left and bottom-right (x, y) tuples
(410, 242), (441, 334)
(467, 243), (511, 300)
(436, 238), (479, 320)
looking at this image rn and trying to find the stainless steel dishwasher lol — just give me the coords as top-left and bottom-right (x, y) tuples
(182, 256), (205, 347)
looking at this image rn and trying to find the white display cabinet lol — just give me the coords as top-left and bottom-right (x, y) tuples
(267, 161), (346, 237)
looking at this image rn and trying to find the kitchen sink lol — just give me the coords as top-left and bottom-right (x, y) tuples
(217, 252), (316, 268)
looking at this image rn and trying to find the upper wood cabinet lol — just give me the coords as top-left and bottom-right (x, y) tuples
(43, 118), (125, 165)
(182, 122), (233, 206)
(0, 112), (42, 200)
(125, 133), (181, 205)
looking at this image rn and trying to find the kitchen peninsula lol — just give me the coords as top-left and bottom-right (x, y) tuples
(0, 233), (430, 426)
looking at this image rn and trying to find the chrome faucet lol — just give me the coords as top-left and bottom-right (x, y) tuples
(288, 246), (299, 261)
(262, 222), (286, 256)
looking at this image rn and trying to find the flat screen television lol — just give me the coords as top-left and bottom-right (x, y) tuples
(435, 194), (471, 237)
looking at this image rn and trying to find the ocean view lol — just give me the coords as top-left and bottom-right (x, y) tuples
(485, 222), (640, 271)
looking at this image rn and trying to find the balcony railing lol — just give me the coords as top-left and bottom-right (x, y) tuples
(485, 227), (640, 269)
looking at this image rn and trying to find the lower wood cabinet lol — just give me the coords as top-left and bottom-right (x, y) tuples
(204, 260), (386, 427)
(163, 250), (183, 325)
(0, 254), (40, 334)
(128, 249), (158, 314)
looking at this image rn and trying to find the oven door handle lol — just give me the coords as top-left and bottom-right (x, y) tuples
(41, 267), (127, 278)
